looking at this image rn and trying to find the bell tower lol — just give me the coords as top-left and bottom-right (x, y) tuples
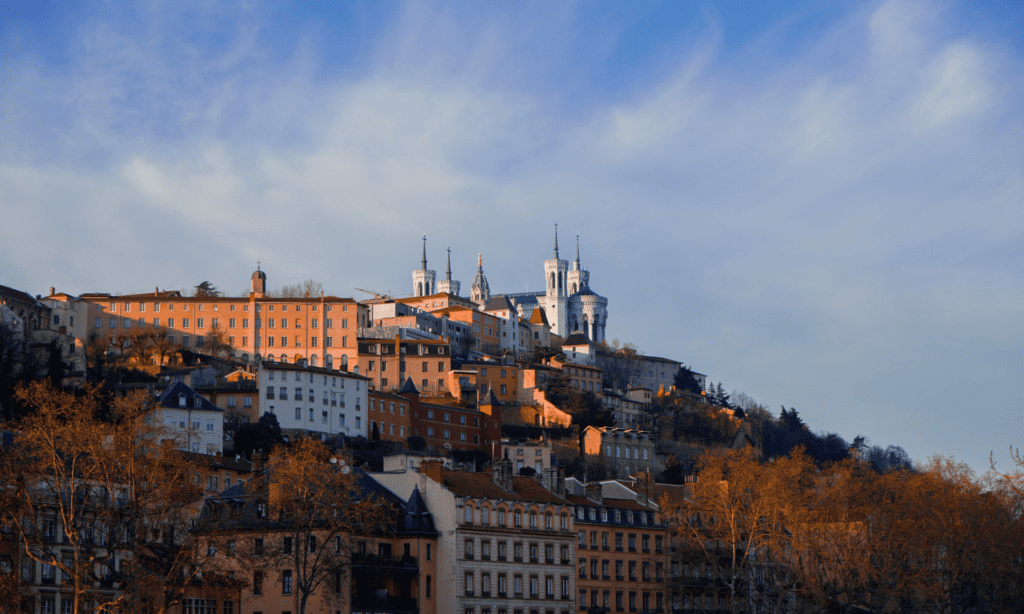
(411, 236), (437, 297)
(543, 225), (569, 336)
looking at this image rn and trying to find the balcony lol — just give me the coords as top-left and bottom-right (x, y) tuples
(351, 553), (418, 572)
(349, 596), (418, 613)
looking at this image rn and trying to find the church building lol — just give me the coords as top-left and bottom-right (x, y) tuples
(410, 228), (609, 343)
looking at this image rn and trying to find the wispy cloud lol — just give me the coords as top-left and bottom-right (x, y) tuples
(0, 0), (1021, 470)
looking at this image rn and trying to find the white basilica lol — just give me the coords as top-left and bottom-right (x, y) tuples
(410, 228), (609, 343)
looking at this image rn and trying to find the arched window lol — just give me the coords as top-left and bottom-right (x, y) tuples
(464, 504), (474, 524)
(310, 354), (318, 367)
(557, 272), (563, 291)
(572, 282), (577, 293)
(481, 507), (489, 525)
(418, 282), (423, 296)
(341, 355), (349, 368)
(550, 272), (555, 289)
(267, 354), (275, 362)
(325, 354), (333, 369)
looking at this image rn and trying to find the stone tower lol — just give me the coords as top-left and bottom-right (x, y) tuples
(412, 236), (437, 297)
(470, 253), (491, 306)
(251, 264), (266, 296)
(543, 225), (569, 337)
(436, 247), (461, 296)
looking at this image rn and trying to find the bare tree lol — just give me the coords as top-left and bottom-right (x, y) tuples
(273, 279), (324, 299)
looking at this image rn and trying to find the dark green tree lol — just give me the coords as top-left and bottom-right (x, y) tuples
(673, 364), (703, 395)
(193, 281), (221, 297)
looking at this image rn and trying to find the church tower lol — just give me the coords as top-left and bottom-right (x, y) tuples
(250, 263), (266, 297)
(436, 247), (461, 296)
(411, 236), (437, 297)
(565, 235), (590, 295)
(543, 225), (569, 337)
(470, 253), (491, 306)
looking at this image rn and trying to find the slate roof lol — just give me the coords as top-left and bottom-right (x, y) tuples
(397, 485), (438, 537)
(398, 378), (419, 394)
(561, 333), (592, 347)
(483, 295), (514, 312)
(157, 381), (222, 412)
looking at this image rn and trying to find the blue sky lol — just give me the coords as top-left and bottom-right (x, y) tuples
(2, 0), (1022, 475)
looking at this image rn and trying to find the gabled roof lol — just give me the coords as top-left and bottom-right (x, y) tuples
(398, 378), (419, 395)
(397, 485), (438, 537)
(157, 381), (222, 412)
(483, 295), (514, 312)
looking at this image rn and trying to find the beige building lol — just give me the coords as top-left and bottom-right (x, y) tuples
(583, 427), (657, 479)
(372, 459), (577, 614)
(72, 268), (368, 370)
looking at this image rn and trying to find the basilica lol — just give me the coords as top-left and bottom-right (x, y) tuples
(411, 227), (609, 343)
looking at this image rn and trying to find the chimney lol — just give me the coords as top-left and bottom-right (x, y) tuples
(541, 467), (565, 498)
(420, 459), (444, 484)
(585, 481), (602, 504)
(49, 287), (55, 296)
(492, 457), (514, 492)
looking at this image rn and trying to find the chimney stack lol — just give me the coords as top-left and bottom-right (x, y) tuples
(492, 457), (514, 492)
(541, 467), (565, 498)
(49, 287), (55, 296)
(420, 459), (444, 484)
(585, 481), (602, 504)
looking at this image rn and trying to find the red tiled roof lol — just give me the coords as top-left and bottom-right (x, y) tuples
(443, 472), (569, 505)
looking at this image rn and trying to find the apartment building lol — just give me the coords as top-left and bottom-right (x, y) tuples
(568, 479), (668, 613)
(356, 336), (452, 395)
(371, 459), (577, 614)
(369, 389), (413, 442)
(72, 268), (368, 369)
(582, 427), (656, 480)
(154, 381), (224, 455)
(257, 360), (368, 441)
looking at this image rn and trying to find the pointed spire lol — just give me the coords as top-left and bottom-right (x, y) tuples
(421, 235), (428, 271)
(575, 234), (580, 266)
(554, 224), (559, 259)
(445, 247), (452, 281)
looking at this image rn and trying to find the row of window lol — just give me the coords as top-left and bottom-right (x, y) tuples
(603, 444), (650, 460)
(365, 360), (446, 372)
(578, 557), (664, 582)
(423, 408), (479, 426)
(578, 529), (663, 552)
(260, 317), (348, 329)
(370, 399), (405, 414)
(106, 301), (352, 313)
(465, 539), (571, 564)
(266, 406), (361, 430)
(576, 507), (655, 526)
(371, 420), (406, 438)
(465, 571), (571, 600)
(579, 588), (664, 612)
(266, 387), (351, 404)
(463, 507), (571, 531)
(421, 426), (476, 443)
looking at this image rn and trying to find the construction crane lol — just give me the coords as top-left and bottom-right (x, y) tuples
(355, 288), (395, 301)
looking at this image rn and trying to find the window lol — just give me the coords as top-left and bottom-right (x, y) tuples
(530, 575), (539, 598)
(514, 574), (523, 598)
(283, 569), (292, 594)
(253, 570), (264, 594)
(465, 538), (474, 559)
(465, 571), (475, 596)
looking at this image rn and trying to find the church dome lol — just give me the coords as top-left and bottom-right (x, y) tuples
(252, 268), (266, 280)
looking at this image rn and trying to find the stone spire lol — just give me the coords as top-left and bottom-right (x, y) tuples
(574, 234), (581, 270)
(554, 224), (559, 259)
(421, 235), (428, 271)
(445, 247), (452, 281)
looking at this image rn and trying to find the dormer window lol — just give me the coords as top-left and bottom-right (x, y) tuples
(178, 395), (186, 408)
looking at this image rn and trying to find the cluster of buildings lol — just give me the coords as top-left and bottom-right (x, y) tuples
(2, 232), (744, 614)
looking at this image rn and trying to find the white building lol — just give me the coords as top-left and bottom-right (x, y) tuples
(154, 381), (224, 455)
(257, 359), (368, 440)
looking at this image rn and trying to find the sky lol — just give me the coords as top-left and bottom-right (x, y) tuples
(1, 0), (1022, 476)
